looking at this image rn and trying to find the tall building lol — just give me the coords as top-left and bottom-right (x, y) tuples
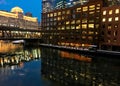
(0, 6), (38, 29)
(42, 0), (54, 13)
(54, 0), (67, 9)
(41, 1), (102, 47)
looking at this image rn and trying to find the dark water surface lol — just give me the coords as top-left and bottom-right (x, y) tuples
(0, 43), (120, 86)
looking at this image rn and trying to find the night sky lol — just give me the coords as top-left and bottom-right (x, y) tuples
(0, 0), (42, 21)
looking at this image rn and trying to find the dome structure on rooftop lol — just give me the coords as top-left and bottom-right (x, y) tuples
(11, 6), (24, 13)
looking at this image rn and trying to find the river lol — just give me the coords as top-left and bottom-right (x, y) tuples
(0, 41), (119, 86)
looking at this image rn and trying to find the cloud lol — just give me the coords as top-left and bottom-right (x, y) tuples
(0, 0), (6, 4)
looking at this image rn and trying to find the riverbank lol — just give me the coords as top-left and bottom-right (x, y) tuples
(39, 44), (120, 58)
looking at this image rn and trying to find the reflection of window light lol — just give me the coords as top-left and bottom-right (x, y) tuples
(102, 18), (106, 22)
(115, 17), (119, 21)
(103, 11), (106, 15)
(115, 9), (119, 14)
(109, 10), (112, 15)
(108, 18), (112, 22)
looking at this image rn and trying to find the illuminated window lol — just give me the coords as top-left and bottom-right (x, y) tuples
(108, 18), (112, 22)
(88, 24), (94, 28)
(71, 20), (75, 24)
(58, 12), (61, 15)
(109, 10), (112, 15)
(77, 7), (81, 12)
(66, 10), (70, 14)
(103, 11), (106, 15)
(82, 24), (87, 29)
(89, 31), (94, 35)
(71, 26), (75, 29)
(108, 24), (112, 29)
(82, 19), (87, 23)
(83, 6), (88, 11)
(115, 9), (119, 14)
(50, 13), (53, 17)
(57, 17), (61, 21)
(89, 11), (95, 14)
(89, 5), (95, 11)
(102, 18), (106, 22)
(66, 21), (70, 25)
(76, 20), (80, 24)
(76, 25), (80, 29)
(115, 17), (119, 21)
(54, 13), (57, 16)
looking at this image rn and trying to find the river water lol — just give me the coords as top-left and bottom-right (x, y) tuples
(0, 41), (120, 86)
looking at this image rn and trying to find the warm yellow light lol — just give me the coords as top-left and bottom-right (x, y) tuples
(115, 9), (119, 14)
(115, 17), (119, 21)
(0, 11), (17, 18)
(102, 18), (106, 22)
(108, 18), (112, 22)
(83, 6), (88, 11)
(109, 10), (112, 15)
(103, 11), (106, 15)
(88, 24), (94, 28)
(24, 16), (37, 22)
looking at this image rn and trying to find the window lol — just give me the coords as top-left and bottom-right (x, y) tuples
(88, 24), (94, 28)
(66, 21), (70, 25)
(83, 6), (88, 11)
(103, 11), (106, 15)
(115, 17), (119, 21)
(102, 18), (106, 22)
(108, 18), (112, 22)
(115, 9), (119, 14)
(114, 31), (117, 36)
(82, 24), (87, 29)
(114, 24), (118, 28)
(77, 7), (81, 12)
(108, 24), (112, 29)
(109, 10), (112, 15)
(89, 5), (95, 11)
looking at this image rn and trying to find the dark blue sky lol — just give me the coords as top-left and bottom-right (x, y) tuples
(0, 0), (42, 21)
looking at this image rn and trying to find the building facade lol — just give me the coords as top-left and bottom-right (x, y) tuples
(101, 5), (120, 51)
(41, 0), (120, 51)
(41, 1), (102, 48)
(0, 7), (38, 30)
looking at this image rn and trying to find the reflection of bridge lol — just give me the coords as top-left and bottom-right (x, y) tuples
(0, 26), (41, 40)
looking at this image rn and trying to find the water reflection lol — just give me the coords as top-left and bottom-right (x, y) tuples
(0, 40), (41, 67)
(0, 40), (23, 53)
(41, 47), (120, 86)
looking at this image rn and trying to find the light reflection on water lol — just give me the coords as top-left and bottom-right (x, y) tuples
(41, 47), (120, 86)
(0, 41), (56, 86)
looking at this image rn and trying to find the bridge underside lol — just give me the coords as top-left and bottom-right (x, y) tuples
(0, 26), (42, 41)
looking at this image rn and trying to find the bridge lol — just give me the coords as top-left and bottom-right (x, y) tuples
(0, 26), (41, 40)
(0, 25), (43, 45)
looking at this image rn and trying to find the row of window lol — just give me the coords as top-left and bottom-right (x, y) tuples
(45, 4), (100, 18)
(102, 17), (119, 22)
(103, 9), (119, 15)
(43, 24), (99, 30)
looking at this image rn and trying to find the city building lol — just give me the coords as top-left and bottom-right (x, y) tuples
(101, 5), (120, 51)
(41, 1), (102, 48)
(41, 0), (120, 51)
(0, 6), (38, 30)
(42, 0), (54, 13)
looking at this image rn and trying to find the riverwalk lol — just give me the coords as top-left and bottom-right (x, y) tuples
(39, 44), (120, 58)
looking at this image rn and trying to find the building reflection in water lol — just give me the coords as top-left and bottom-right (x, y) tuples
(0, 40), (41, 69)
(41, 47), (120, 86)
